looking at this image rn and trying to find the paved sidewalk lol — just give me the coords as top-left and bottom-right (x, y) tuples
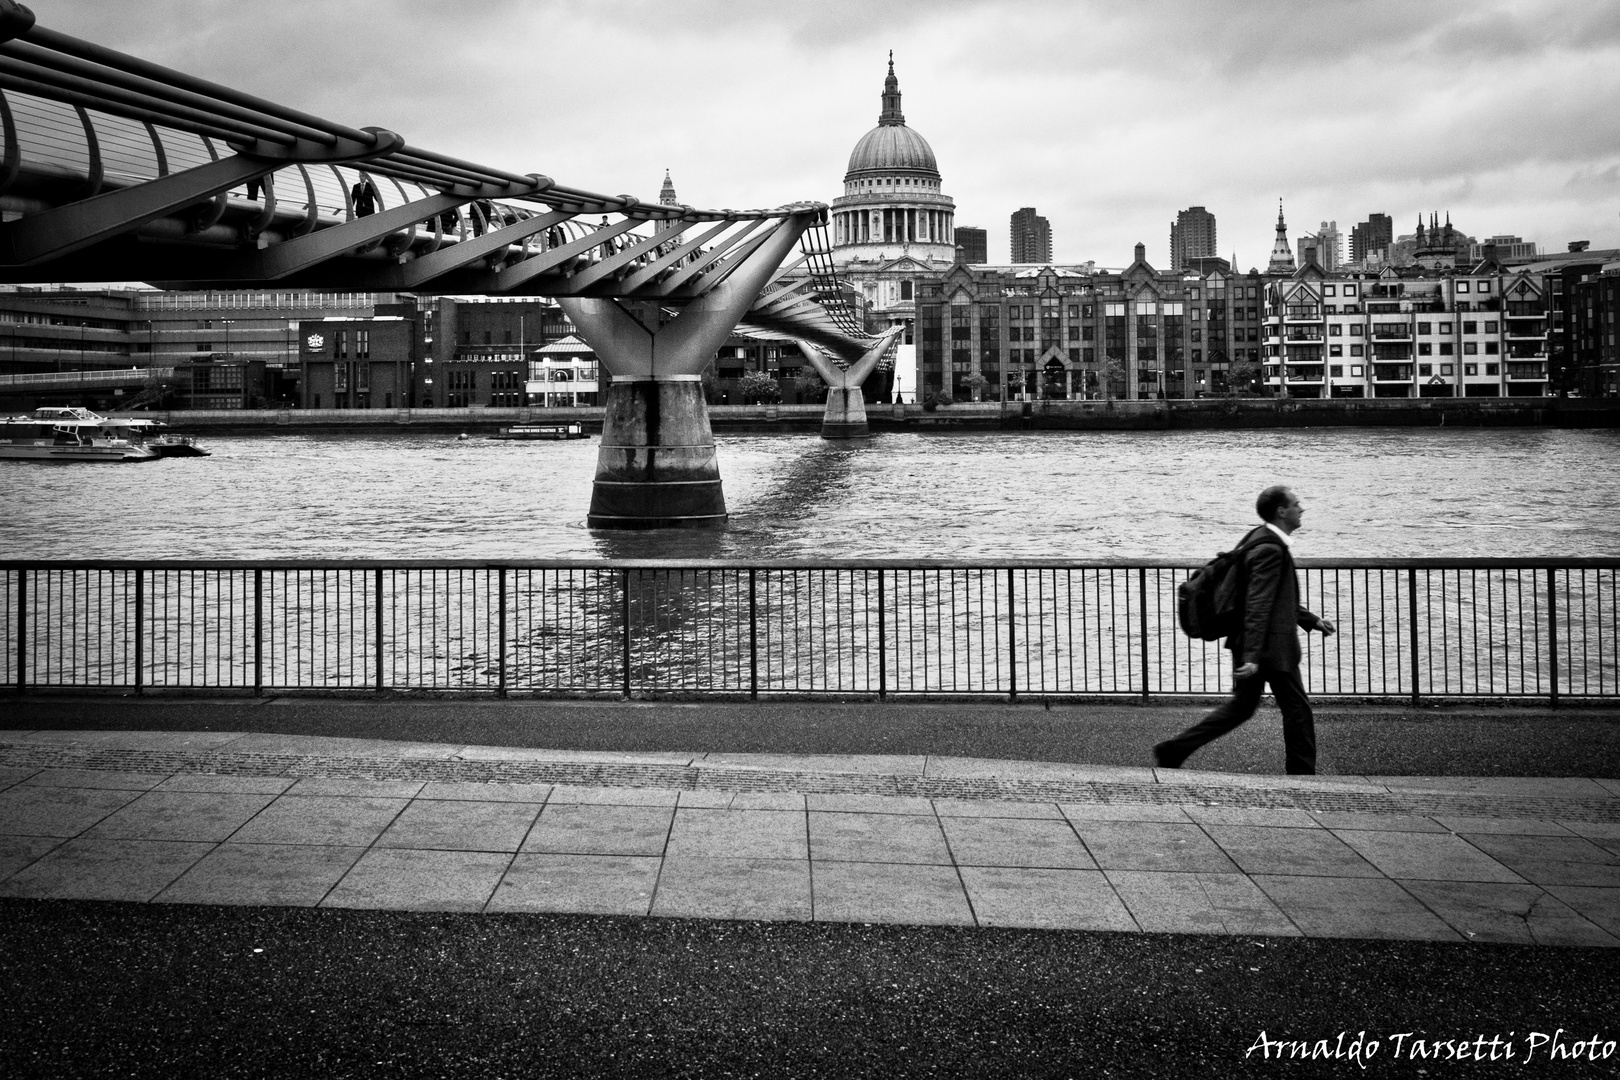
(1, 729), (1616, 946)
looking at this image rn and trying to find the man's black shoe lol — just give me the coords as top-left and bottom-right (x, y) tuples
(1152, 742), (1182, 769)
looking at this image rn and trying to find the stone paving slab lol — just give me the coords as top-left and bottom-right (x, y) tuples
(0, 731), (1615, 946)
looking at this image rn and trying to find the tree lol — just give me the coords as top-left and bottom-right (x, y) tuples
(1227, 359), (1260, 394)
(1099, 357), (1126, 401)
(959, 373), (989, 402)
(792, 373), (827, 403)
(736, 371), (781, 405)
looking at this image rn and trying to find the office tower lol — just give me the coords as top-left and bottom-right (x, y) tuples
(1169, 206), (1217, 270)
(1010, 207), (1052, 264)
(1350, 213), (1393, 264)
(954, 226), (987, 264)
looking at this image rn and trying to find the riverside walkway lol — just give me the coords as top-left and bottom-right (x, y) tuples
(2, 716), (1616, 945)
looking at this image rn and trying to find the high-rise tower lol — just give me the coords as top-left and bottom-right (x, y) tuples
(1010, 207), (1052, 264)
(1170, 206), (1217, 271)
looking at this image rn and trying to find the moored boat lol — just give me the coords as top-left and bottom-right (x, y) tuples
(490, 422), (587, 441)
(0, 407), (208, 462)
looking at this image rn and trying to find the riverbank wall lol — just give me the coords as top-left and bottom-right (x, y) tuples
(125, 396), (1620, 433)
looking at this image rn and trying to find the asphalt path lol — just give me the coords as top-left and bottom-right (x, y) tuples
(3, 696), (1618, 777)
(2, 900), (1616, 1079)
(4, 698), (1616, 1077)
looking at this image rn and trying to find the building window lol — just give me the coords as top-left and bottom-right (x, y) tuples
(1323, 285), (1336, 296)
(901, 281), (913, 300)
(1343, 285), (1357, 296)
(356, 330), (370, 359)
(1135, 301), (1156, 316)
(1439, 323), (1452, 334)
(1464, 342), (1478, 354)
(1350, 344), (1364, 357)
(1477, 281), (1491, 293)
(1463, 321), (1478, 334)
(1330, 365), (1343, 377)
(1418, 343), (1432, 355)
(1419, 364), (1432, 376)
(1350, 365), (1363, 376)
(1486, 363), (1499, 375)
(1329, 344), (1343, 357)
(1329, 324), (1342, 336)
(1485, 342), (1499, 354)
(1484, 321), (1498, 333)
(335, 330), (348, 358)
(1418, 322), (1432, 335)
(1460, 364), (1473, 376)
(1456, 281), (1470, 293)
(1440, 343), (1454, 355)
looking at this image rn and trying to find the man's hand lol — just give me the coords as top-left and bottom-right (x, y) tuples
(1317, 617), (1337, 636)
(1235, 662), (1259, 680)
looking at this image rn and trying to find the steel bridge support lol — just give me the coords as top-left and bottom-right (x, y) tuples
(560, 210), (817, 529)
(799, 328), (901, 439)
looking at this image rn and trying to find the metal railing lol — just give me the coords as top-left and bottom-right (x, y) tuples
(3, 560), (1616, 702)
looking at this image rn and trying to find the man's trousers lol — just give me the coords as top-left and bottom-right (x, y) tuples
(1156, 665), (1317, 775)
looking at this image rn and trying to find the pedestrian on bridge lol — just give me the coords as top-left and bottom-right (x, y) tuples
(1154, 485), (1336, 774)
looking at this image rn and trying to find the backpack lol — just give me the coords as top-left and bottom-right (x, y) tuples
(1176, 532), (1275, 641)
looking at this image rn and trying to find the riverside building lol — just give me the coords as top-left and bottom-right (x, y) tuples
(0, 286), (412, 412)
(914, 238), (1614, 402)
(915, 243), (1266, 402)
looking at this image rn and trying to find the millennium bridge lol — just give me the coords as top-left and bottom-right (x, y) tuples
(0, 0), (893, 528)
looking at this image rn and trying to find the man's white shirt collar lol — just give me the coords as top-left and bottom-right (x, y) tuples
(1264, 522), (1294, 548)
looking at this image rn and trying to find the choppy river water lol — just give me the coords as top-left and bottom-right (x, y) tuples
(3, 428), (1617, 561)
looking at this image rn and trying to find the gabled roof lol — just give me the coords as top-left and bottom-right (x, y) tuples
(537, 334), (593, 354)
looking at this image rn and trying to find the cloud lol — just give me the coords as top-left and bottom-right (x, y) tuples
(22, 0), (1620, 266)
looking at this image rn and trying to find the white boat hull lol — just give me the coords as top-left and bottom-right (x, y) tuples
(0, 441), (156, 462)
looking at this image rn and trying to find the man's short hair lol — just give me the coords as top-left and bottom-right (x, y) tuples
(1256, 485), (1293, 522)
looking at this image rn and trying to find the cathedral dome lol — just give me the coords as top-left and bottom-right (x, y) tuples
(847, 124), (938, 178)
(842, 56), (939, 180)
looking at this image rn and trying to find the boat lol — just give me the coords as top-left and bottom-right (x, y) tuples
(0, 406), (208, 462)
(490, 422), (588, 441)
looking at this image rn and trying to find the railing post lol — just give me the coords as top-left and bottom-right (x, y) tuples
(1407, 567), (1419, 707)
(15, 567), (25, 695)
(133, 568), (144, 696)
(876, 568), (886, 702)
(253, 568), (263, 696)
(1139, 567), (1150, 703)
(621, 567), (632, 698)
(497, 566), (507, 699)
(1547, 566), (1559, 708)
(374, 567), (385, 695)
(748, 568), (758, 700)
(1007, 568), (1017, 702)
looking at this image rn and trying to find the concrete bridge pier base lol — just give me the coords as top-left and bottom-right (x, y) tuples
(586, 377), (726, 529)
(821, 386), (870, 439)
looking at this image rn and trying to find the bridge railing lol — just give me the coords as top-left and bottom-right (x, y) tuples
(3, 560), (1615, 702)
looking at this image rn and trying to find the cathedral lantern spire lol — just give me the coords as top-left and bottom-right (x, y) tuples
(1267, 198), (1296, 273)
(879, 50), (905, 125)
(659, 169), (677, 206)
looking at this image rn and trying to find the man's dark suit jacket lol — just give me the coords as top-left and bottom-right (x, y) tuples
(1228, 525), (1321, 669)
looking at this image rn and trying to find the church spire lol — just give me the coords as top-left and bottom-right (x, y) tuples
(1267, 198), (1296, 273)
(879, 51), (905, 126)
(659, 169), (677, 206)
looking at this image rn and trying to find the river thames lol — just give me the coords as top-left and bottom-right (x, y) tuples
(2, 427), (1617, 561)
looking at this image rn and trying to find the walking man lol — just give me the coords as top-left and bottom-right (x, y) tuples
(1154, 485), (1336, 774)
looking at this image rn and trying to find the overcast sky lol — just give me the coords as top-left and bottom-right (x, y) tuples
(37, 0), (1620, 269)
